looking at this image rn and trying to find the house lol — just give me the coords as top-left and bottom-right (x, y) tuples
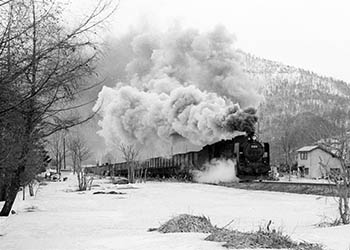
(296, 145), (342, 179)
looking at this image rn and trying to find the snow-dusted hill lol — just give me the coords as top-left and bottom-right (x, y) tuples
(239, 51), (350, 122)
(1, 175), (350, 250)
(237, 51), (350, 162)
(240, 51), (350, 100)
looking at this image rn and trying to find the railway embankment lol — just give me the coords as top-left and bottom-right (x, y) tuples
(218, 181), (340, 196)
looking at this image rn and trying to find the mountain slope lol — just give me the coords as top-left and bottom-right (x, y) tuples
(238, 51), (350, 163)
(239, 51), (350, 121)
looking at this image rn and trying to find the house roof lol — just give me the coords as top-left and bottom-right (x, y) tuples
(296, 145), (319, 152)
(296, 145), (338, 157)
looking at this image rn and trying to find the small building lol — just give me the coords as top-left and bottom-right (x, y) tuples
(296, 145), (342, 179)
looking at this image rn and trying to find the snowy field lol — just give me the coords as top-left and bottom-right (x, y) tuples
(1, 174), (350, 250)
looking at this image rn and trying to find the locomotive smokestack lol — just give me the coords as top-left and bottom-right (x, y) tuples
(94, 25), (262, 155)
(222, 107), (258, 136)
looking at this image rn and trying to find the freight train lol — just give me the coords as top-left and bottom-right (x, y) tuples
(87, 134), (270, 181)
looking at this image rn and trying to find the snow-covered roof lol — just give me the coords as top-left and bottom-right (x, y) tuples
(297, 145), (337, 157)
(296, 145), (319, 152)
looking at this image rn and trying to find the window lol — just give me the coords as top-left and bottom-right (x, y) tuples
(300, 152), (308, 160)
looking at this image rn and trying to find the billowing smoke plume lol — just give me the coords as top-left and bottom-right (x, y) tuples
(193, 159), (239, 184)
(94, 26), (262, 155)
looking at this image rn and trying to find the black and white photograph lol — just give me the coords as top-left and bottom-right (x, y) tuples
(1, 0), (350, 249)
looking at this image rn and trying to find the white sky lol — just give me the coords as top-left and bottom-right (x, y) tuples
(71, 0), (350, 82)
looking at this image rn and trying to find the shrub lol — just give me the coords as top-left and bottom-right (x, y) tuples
(156, 214), (214, 233)
(205, 228), (323, 249)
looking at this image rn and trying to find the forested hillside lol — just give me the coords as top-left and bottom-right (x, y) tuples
(239, 51), (350, 166)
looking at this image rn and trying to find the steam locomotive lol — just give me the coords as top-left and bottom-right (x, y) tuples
(87, 134), (270, 181)
(190, 134), (270, 180)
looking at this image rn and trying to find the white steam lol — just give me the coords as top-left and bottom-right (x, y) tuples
(94, 26), (262, 155)
(193, 159), (239, 184)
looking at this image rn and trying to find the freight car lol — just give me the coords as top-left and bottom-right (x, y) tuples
(87, 134), (270, 181)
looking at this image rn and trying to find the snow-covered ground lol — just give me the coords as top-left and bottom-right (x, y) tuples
(1, 174), (350, 250)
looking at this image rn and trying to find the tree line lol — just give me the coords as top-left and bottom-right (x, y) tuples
(0, 0), (117, 216)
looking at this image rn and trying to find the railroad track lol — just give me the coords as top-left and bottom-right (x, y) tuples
(217, 180), (338, 196)
(259, 180), (335, 187)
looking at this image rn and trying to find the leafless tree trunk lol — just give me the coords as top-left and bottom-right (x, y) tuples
(22, 185), (25, 200)
(68, 134), (92, 191)
(49, 132), (64, 174)
(118, 144), (140, 184)
(29, 182), (34, 196)
(143, 168), (148, 183)
(135, 165), (147, 183)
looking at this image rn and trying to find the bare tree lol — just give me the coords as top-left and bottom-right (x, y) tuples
(0, 0), (118, 216)
(118, 144), (140, 184)
(67, 135), (92, 191)
(318, 127), (350, 224)
(48, 132), (65, 174)
(135, 162), (147, 183)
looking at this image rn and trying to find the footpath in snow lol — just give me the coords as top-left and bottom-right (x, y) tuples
(1, 173), (350, 250)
